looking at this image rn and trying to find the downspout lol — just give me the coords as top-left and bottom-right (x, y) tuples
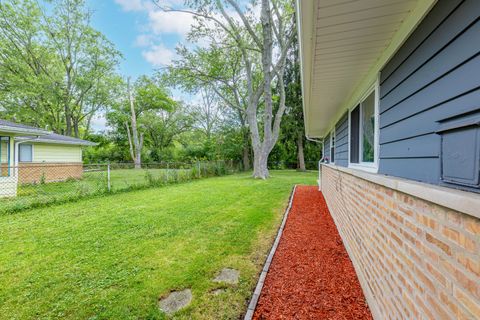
(306, 135), (324, 191)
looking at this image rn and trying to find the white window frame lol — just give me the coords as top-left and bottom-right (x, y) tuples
(348, 77), (380, 173)
(19, 143), (34, 163)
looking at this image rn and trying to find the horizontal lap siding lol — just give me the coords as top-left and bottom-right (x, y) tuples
(334, 114), (349, 167)
(378, 0), (480, 184)
(33, 143), (82, 163)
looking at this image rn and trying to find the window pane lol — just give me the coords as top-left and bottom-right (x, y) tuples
(350, 106), (360, 163)
(19, 144), (33, 162)
(362, 92), (375, 162)
(331, 135), (335, 163)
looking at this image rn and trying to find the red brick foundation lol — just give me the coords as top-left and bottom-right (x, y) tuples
(17, 163), (83, 184)
(322, 165), (480, 319)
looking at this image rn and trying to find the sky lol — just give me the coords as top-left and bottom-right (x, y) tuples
(86, 0), (194, 78)
(83, 0), (196, 131)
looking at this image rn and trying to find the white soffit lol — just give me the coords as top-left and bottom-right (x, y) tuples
(299, 0), (436, 138)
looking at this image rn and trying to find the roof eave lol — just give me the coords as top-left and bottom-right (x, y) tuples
(0, 126), (50, 136)
(299, 0), (437, 139)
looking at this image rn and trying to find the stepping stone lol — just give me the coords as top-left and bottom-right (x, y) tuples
(213, 268), (240, 284)
(158, 289), (192, 315)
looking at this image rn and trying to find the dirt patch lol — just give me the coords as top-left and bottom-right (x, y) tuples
(211, 288), (227, 295)
(253, 186), (372, 319)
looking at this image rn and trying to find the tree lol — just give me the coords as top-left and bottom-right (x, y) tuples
(126, 78), (143, 169)
(144, 104), (194, 161)
(156, 0), (296, 178)
(108, 75), (177, 166)
(283, 35), (306, 171)
(165, 44), (252, 170)
(192, 88), (222, 141)
(0, 0), (121, 137)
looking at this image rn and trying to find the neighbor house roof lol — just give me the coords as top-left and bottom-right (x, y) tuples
(0, 119), (96, 146)
(0, 119), (50, 135)
(296, 0), (436, 138)
(26, 133), (98, 146)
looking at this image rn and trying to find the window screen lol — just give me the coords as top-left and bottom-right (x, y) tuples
(362, 91), (375, 162)
(350, 105), (360, 163)
(19, 144), (33, 162)
(330, 135), (335, 163)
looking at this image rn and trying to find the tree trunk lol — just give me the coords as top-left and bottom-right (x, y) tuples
(65, 105), (72, 136)
(242, 145), (250, 171)
(297, 131), (306, 171)
(73, 120), (80, 138)
(127, 78), (142, 169)
(252, 147), (269, 179)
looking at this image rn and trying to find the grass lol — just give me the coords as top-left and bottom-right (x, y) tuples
(0, 164), (234, 214)
(0, 170), (317, 319)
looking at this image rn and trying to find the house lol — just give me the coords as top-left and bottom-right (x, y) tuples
(0, 119), (96, 196)
(297, 0), (480, 319)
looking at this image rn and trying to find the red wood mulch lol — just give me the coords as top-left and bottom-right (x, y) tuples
(253, 186), (373, 320)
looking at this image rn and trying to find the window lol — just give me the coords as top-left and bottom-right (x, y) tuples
(350, 106), (360, 163)
(330, 133), (335, 163)
(350, 87), (378, 168)
(19, 144), (33, 162)
(362, 92), (375, 162)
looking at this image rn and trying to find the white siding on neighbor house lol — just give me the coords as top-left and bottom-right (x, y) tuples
(32, 143), (82, 163)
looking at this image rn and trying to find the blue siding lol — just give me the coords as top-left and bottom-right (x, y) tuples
(334, 113), (349, 167)
(378, 0), (480, 186)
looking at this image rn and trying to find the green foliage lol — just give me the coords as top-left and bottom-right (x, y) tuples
(0, 0), (316, 172)
(0, 0), (121, 137)
(0, 162), (241, 215)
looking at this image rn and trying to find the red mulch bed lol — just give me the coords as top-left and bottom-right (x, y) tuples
(253, 186), (373, 320)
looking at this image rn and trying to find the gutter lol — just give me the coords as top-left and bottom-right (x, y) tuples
(0, 126), (49, 136)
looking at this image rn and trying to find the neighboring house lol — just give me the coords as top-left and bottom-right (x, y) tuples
(0, 119), (96, 196)
(297, 0), (479, 319)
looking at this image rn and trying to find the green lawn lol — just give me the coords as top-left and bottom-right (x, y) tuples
(1, 166), (228, 214)
(0, 170), (316, 319)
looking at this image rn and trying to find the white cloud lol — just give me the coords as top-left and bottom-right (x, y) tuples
(142, 44), (176, 66)
(114, 0), (145, 12)
(147, 10), (195, 37)
(135, 34), (153, 47)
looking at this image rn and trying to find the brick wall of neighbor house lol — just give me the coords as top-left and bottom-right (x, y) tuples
(18, 163), (83, 184)
(321, 165), (480, 319)
(1, 164), (9, 177)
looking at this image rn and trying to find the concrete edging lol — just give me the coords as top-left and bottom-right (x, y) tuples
(322, 163), (480, 219)
(244, 185), (297, 320)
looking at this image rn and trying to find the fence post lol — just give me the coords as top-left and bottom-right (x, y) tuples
(107, 163), (111, 192)
(197, 161), (201, 178)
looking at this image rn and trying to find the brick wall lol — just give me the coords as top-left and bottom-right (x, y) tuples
(17, 163), (83, 184)
(321, 165), (480, 319)
(1, 164), (9, 177)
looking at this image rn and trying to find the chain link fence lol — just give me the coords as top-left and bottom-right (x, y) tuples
(267, 160), (319, 170)
(0, 161), (241, 214)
